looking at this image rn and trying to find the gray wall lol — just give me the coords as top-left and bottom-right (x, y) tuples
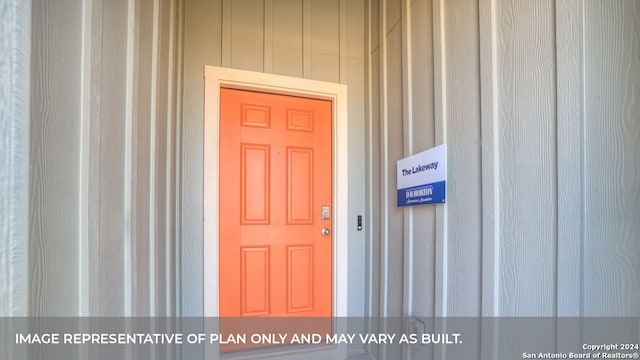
(180, 0), (367, 317)
(367, 1), (640, 358)
(367, 0), (640, 324)
(27, 0), (181, 316)
(21, 0), (367, 319)
(7, 0), (638, 349)
(0, 0), (31, 318)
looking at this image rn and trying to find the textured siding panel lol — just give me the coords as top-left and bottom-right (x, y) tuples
(308, 0), (340, 82)
(442, 0), (482, 317)
(182, 0), (222, 316)
(555, 0), (584, 318)
(29, 0), (83, 315)
(228, 0), (264, 71)
(407, 0), (436, 318)
(94, 0), (129, 316)
(367, 44), (382, 324)
(385, 23), (405, 319)
(27, 0), (180, 317)
(0, 0), (30, 319)
(583, 0), (640, 316)
(496, 0), (557, 316)
(269, 0), (304, 77)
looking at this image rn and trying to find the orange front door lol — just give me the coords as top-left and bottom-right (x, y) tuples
(219, 88), (333, 321)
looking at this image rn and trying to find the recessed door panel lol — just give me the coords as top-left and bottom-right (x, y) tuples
(287, 147), (313, 224)
(287, 109), (314, 132)
(241, 144), (270, 224)
(241, 247), (270, 316)
(287, 245), (314, 313)
(241, 104), (271, 128)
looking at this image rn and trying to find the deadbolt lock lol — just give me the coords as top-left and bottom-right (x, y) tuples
(321, 205), (330, 220)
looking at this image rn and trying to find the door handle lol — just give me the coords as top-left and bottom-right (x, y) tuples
(321, 228), (331, 236)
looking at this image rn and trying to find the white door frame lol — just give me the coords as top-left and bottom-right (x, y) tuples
(203, 66), (348, 359)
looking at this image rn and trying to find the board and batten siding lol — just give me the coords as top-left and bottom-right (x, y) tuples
(0, 0), (30, 322)
(28, 0), (181, 316)
(180, 0), (366, 319)
(6, 1), (638, 355)
(366, 0), (640, 357)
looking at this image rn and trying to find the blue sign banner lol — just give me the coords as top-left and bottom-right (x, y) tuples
(396, 144), (446, 207)
(397, 180), (446, 206)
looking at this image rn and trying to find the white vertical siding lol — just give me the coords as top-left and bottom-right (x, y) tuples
(440, 0), (483, 317)
(30, 0), (84, 315)
(406, 0), (436, 319)
(346, 0), (367, 319)
(28, 0), (180, 316)
(366, 0), (640, 333)
(12, 0), (638, 337)
(582, 0), (640, 316)
(497, 0), (558, 316)
(363, 0), (382, 330)
(95, 0), (129, 315)
(180, 0), (222, 316)
(382, 11), (405, 320)
(224, 0), (265, 71)
(555, 0), (584, 318)
(268, 0), (304, 76)
(364, 0), (382, 355)
(0, 0), (30, 319)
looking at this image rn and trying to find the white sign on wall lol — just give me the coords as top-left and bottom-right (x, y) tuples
(397, 144), (446, 207)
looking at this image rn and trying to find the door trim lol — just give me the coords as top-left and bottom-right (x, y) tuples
(203, 66), (348, 359)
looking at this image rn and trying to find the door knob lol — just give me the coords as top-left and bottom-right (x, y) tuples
(321, 228), (331, 236)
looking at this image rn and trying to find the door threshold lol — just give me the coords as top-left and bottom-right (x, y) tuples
(221, 343), (341, 360)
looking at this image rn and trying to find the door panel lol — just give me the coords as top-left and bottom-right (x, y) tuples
(241, 247), (270, 316)
(219, 88), (333, 322)
(241, 144), (270, 224)
(287, 147), (314, 224)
